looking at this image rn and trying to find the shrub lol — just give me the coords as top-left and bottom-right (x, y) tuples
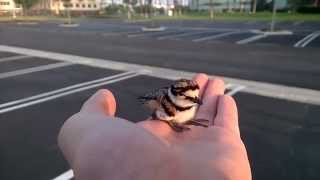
(105, 5), (126, 15)
(297, 6), (320, 13)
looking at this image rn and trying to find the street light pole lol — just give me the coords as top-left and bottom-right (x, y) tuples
(270, 0), (277, 32)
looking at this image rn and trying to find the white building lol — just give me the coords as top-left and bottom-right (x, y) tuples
(0, 0), (22, 13)
(101, 0), (123, 7)
(134, 0), (189, 10)
(189, 0), (251, 11)
(50, 0), (102, 14)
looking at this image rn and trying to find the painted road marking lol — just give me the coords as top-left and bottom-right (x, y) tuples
(294, 31), (320, 47)
(236, 34), (268, 44)
(0, 62), (73, 79)
(127, 30), (173, 38)
(226, 85), (247, 96)
(293, 21), (304, 26)
(0, 55), (31, 63)
(157, 31), (208, 40)
(192, 31), (245, 42)
(299, 32), (320, 47)
(0, 71), (136, 109)
(1, 45), (320, 105)
(0, 71), (141, 114)
(52, 169), (73, 180)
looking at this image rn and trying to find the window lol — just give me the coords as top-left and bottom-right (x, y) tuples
(76, 4), (79, 7)
(88, 4), (91, 8)
(93, 4), (96, 8)
(0, 1), (10, 5)
(82, 4), (85, 8)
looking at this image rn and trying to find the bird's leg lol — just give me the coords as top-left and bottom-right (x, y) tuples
(151, 111), (157, 120)
(165, 120), (190, 132)
(185, 119), (209, 127)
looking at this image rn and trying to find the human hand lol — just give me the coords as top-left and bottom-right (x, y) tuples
(58, 73), (251, 180)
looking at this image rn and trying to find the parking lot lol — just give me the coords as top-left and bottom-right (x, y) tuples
(0, 19), (320, 180)
(2, 20), (320, 48)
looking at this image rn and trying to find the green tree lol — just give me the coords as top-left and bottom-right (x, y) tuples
(62, 0), (72, 24)
(123, 0), (137, 19)
(288, 0), (313, 9)
(13, 0), (40, 14)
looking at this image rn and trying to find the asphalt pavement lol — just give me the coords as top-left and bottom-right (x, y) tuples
(0, 21), (320, 90)
(0, 19), (319, 180)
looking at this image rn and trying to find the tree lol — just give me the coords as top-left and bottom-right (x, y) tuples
(203, 1), (222, 19)
(288, 0), (313, 10)
(13, 0), (40, 14)
(123, 0), (138, 19)
(252, 0), (257, 13)
(62, 0), (72, 24)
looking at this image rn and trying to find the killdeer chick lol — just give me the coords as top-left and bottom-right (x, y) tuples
(138, 79), (208, 132)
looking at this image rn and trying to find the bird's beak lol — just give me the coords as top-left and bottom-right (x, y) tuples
(195, 97), (203, 105)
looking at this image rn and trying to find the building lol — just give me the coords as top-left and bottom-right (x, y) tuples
(50, 0), (102, 15)
(0, 0), (22, 14)
(101, 0), (123, 7)
(190, 0), (251, 11)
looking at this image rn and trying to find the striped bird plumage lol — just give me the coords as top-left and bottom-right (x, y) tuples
(138, 79), (208, 132)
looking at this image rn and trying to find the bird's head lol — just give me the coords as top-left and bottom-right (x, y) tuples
(169, 79), (202, 107)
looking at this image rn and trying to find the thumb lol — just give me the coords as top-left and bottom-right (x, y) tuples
(81, 89), (116, 116)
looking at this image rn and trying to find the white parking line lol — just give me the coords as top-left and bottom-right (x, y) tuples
(0, 71), (136, 109)
(299, 32), (320, 47)
(157, 31), (210, 40)
(294, 31), (320, 47)
(1, 45), (320, 105)
(128, 30), (171, 38)
(226, 85), (246, 96)
(52, 169), (73, 180)
(0, 55), (31, 63)
(236, 34), (268, 44)
(0, 71), (141, 114)
(0, 62), (73, 79)
(192, 31), (244, 42)
(293, 21), (304, 26)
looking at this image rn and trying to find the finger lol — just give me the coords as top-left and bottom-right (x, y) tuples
(192, 73), (209, 98)
(81, 89), (116, 116)
(195, 78), (225, 125)
(214, 95), (240, 137)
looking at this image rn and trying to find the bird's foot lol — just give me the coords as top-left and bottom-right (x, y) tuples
(185, 119), (209, 128)
(165, 120), (190, 132)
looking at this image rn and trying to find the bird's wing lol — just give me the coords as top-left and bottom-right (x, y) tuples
(138, 87), (168, 103)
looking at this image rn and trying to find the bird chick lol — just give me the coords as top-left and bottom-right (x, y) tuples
(138, 79), (208, 132)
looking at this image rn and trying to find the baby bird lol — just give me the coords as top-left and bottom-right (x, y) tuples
(138, 79), (208, 132)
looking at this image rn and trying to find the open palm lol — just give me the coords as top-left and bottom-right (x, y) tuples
(58, 74), (251, 180)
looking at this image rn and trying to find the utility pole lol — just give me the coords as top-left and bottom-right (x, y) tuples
(270, 0), (277, 32)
